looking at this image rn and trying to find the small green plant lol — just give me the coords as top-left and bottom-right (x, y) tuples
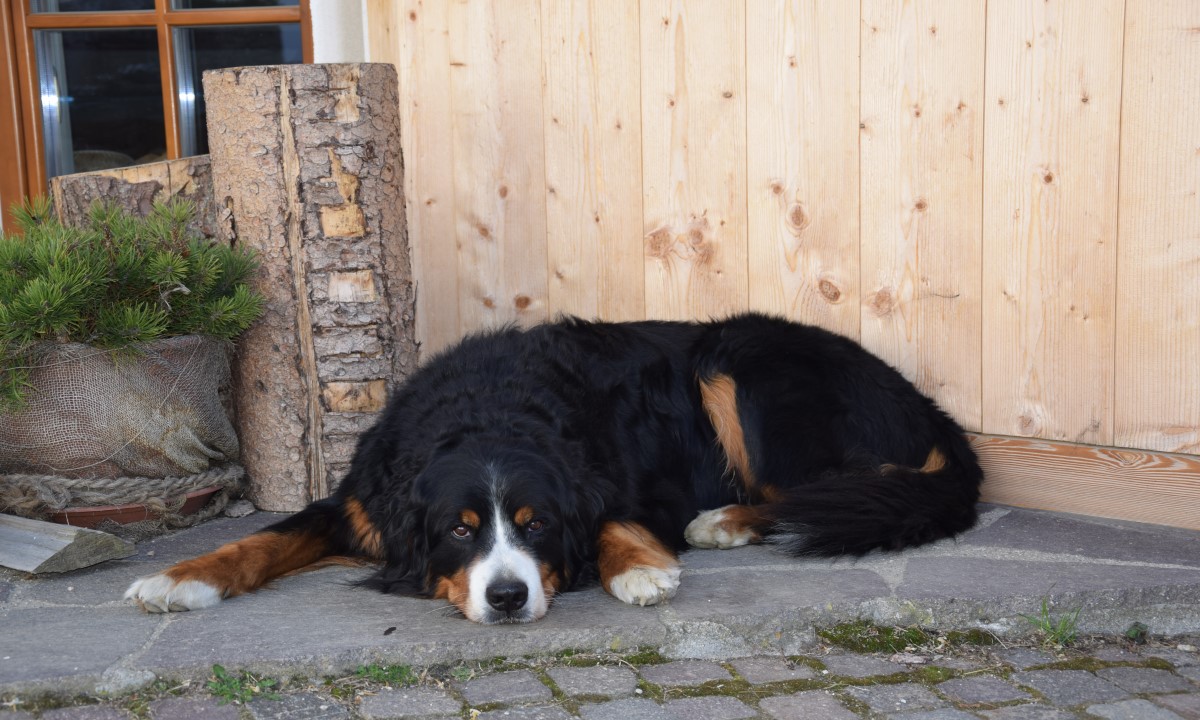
(1021, 598), (1081, 646)
(0, 196), (263, 407)
(206, 664), (281, 705)
(450, 665), (475, 683)
(354, 664), (417, 686)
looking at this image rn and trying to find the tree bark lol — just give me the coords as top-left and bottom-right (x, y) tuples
(204, 64), (416, 511)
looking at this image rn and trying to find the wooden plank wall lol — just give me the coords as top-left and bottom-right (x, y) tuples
(368, 0), (1200, 527)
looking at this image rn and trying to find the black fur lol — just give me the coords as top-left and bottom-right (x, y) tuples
(275, 313), (982, 603)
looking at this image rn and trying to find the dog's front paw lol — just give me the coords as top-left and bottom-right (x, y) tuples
(685, 506), (756, 549)
(125, 574), (221, 613)
(606, 564), (681, 607)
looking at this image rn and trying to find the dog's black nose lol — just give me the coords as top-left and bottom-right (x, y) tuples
(486, 581), (528, 614)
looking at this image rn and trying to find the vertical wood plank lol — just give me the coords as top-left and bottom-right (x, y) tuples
(859, 0), (985, 430)
(746, 0), (860, 339)
(367, 0), (461, 356)
(1116, 0), (1200, 454)
(640, 0), (749, 320)
(542, 0), (645, 321)
(981, 0), (1124, 445)
(449, 0), (549, 333)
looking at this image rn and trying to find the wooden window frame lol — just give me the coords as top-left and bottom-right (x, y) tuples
(1, 0), (312, 223)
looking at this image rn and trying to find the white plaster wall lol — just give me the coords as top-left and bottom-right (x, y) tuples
(310, 0), (367, 63)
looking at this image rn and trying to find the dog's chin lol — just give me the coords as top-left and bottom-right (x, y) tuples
(478, 610), (541, 625)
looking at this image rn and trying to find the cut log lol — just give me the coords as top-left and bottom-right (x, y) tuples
(0, 514), (134, 574)
(204, 64), (417, 511)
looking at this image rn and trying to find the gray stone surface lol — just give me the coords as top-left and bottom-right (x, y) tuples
(638, 661), (730, 687)
(758, 691), (858, 720)
(148, 697), (241, 720)
(1011, 670), (1128, 706)
(546, 666), (637, 698)
(980, 706), (1076, 720)
(992, 648), (1057, 670)
(890, 711), (980, 720)
(845, 684), (946, 713)
(39, 708), (128, 720)
(245, 694), (348, 719)
(578, 698), (671, 720)
(1178, 666), (1200, 684)
(459, 670), (553, 706)
(477, 708), (574, 720)
(820, 653), (907, 678)
(1153, 693), (1200, 720)
(728, 657), (816, 684)
(1095, 666), (1195, 693)
(1085, 698), (1186, 720)
(1147, 648), (1200, 667)
(937, 676), (1031, 704)
(4, 505), (1200, 699)
(358, 687), (462, 718)
(663, 696), (756, 720)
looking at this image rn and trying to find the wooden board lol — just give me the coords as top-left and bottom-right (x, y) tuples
(746, 0), (860, 338)
(449, 0), (550, 333)
(1114, 0), (1200, 455)
(542, 0), (645, 322)
(972, 435), (1200, 530)
(982, 0), (1124, 445)
(640, 0), (749, 320)
(0, 514), (134, 574)
(859, 0), (986, 431)
(372, 0), (462, 357)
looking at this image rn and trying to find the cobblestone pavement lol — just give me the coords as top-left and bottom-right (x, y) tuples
(3, 634), (1198, 719)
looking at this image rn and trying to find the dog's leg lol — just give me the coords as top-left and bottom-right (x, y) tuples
(685, 505), (768, 549)
(126, 496), (376, 612)
(597, 521), (681, 607)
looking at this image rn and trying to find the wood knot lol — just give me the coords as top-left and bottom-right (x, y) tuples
(770, 182), (784, 195)
(1043, 172), (1054, 184)
(788, 204), (811, 232)
(722, 91), (733, 99)
(913, 105), (922, 118)
(514, 295), (532, 310)
(914, 198), (928, 212)
(478, 224), (491, 239)
(688, 228), (705, 246)
(870, 288), (896, 316)
(498, 185), (508, 199)
(482, 297), (496, 309)
(645, 227), (673, 260)
(409, 10), (417, 21)
(818, 279), (842, 302)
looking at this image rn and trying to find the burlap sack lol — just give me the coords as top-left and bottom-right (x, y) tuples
(0, 335), (239, 478)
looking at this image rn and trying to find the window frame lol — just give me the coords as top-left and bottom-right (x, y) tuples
(1, 0), (311, 225)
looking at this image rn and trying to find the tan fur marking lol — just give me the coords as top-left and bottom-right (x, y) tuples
(345, 497), (383, 558)
(699, 374), (755, 489)
(514, 506), (535, 527)
(921, 447), (946, 473)
(597, 521), (678, 593)
(715, 505), (767, 542)
(433, 566), (470, 613)
(460, 509), (480, 528)
(539, 561), (561, 604)
(163, 531), (328, 599)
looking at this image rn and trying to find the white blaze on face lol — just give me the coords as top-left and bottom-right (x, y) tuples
(463, 502), (547, 623)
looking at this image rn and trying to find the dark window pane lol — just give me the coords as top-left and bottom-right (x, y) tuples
(175, 23), (301, 155)
(33, 28), (166, 179)
(31, 0), (154, 12)
(172, 0), (298, 8)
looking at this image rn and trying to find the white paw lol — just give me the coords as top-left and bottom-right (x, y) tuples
(607, 564), (681, 607)
(685, 507), (755, 549)
(125, 574), (221, 613)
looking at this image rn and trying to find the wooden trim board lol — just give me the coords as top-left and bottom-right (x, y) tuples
(971, 434), (1200, 531)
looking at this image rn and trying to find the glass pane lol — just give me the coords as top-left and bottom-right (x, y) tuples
(172, 0), (298, 8)
(31, 1), (154, 12)
(33, 28), (166, 179)
(175, 23), (302, 156)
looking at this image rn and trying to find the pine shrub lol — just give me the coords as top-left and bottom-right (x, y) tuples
(0, 197), (264, 407)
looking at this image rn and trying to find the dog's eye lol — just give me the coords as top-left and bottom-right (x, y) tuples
(451, 525), (473, 539)
(525, 519), (545, 534)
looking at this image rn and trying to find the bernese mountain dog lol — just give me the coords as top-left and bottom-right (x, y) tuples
(126, 313), (982, 624)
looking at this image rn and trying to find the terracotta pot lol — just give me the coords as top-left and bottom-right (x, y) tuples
(47, 485), (222, 528)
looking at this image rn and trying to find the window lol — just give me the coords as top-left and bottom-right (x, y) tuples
(0, 0), (311, 227)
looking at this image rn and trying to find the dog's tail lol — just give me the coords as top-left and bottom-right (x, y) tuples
(765, 435), (983, 557)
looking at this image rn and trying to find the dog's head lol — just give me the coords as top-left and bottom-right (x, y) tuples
(366, 436), (600, 623)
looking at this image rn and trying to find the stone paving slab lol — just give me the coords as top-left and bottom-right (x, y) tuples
(758, 690), (859, 720)
(1011, 669), (1129, 706)
(546, 666), (637, 698)
(1085, 698), (1187, 720)
(727, 657), (816, 684)
(1153, 693), (1200, 719)
(638, 661), (730, 688)
(1095, 665), (1196, 693)
(936, 676), (1032, 704)
(820, 652), (906, 678)
(979, 706), (1076, 719)
(845, 683), (947, 714)
(459, 670), (553, 706)
(147, 697), (240, 720)
(3, 504), (1200, 700)
(477, 707), (574, 720)
(357, 687), (462, 719)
